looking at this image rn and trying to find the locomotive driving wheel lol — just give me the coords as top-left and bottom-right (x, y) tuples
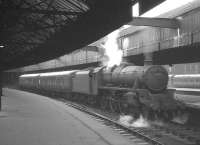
(100, 95), (109, 110)
(87, 95), (97, 107)
(109, 97), (121, 113)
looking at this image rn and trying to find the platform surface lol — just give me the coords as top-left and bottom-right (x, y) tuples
(0, 88), (135, 145)
(173, 88), (200, 109)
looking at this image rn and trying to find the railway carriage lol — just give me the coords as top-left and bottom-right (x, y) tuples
(19, 74), (40, 90)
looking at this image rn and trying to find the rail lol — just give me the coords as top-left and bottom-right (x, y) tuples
(62, 100), (164, 145)
(57, 98), (200, 145)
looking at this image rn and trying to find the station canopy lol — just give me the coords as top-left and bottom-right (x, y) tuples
(0, 0), (133, 71)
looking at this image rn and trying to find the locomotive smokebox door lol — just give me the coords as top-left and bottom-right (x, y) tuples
(143, 65), (168, 92)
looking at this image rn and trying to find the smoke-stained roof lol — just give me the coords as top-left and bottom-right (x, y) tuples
(0, 0), (132, 71)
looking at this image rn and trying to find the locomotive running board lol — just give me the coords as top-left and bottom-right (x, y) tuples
(99, 86), (133, 91)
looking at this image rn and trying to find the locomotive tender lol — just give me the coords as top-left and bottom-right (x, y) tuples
(19, 64), (184, 121)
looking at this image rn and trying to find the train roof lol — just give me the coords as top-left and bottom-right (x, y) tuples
(20, 74), (40, 78)
(40, 70), (77, 77)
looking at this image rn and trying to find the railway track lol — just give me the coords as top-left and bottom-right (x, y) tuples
(57, 98), (200, 145)
(128, 122), (200, 145)
(152, 122), (200, 145)
(61, 99), (163, 145)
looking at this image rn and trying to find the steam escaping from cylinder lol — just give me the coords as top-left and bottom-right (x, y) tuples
(101, 30), (123, 68)
(119, 115), (149, 128)
(131, 115), (149, 127)
(118, 115), (133, 127)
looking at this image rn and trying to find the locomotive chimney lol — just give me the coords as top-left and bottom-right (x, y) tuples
(144, 52), (153, 65)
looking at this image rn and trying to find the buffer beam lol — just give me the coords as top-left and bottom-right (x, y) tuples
(128, 17), (180, 28)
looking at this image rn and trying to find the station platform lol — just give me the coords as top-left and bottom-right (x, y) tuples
(174, 88), (200, 109)
(0, 88), (134, 145)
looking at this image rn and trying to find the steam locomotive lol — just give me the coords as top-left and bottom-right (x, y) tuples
(19, 63), (185, 121)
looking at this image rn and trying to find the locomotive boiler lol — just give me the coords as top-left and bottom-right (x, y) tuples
(102, 64), (168, 92)
(19, 64), (185, 121)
